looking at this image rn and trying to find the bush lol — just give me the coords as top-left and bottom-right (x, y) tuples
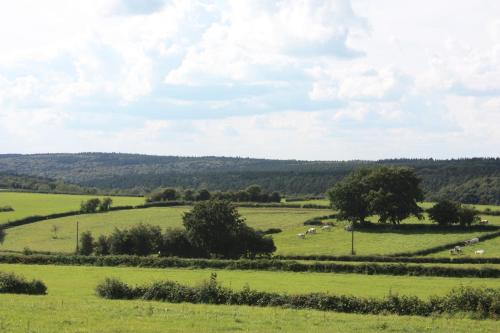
(79, 231), (94, 255)
(95, 277), (135, 299)
(94, 235), (110, 256)
(107, 224), (163, 256)
(96, 276), (499, 318)
(0, 272), (47, 295)
(98, 197), (113, 212)
(80, 198), (101, 213)
(161, 228), (205, 258)
(0, 206), (14, 212)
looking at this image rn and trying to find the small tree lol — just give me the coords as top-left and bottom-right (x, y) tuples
(80, 198), (101, 213)
(183, 189), (195, 201)
(94, 235), (110, 255)
(269, 192), (281, 203)
(99, 197), (113, 212)
(458, 206), (480, 227)
(428, 200), (460, 226)
(147, 188), (178, 202)
(196, 189), (211, 201)
(245, 185), (262, 202)
(51, 225), (59, 239)
(79, 231), (94, 255)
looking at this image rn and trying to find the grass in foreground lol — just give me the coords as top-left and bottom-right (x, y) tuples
(1, 264), (499, 299)
(0, 263), (498, 333)
(0, 191), (144, 224)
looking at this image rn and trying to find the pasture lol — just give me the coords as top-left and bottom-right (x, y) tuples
(0, 264), (499, 333)
(1, 205), (499, 257)
(0, 191), (143, 224)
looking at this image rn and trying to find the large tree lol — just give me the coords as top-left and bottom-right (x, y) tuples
(427, 200), (460, 226)
(328, 167), (424, 224)
(327, 168), (372, 223)
(182, 199), (275, 258)
(366, 167), (424, 224)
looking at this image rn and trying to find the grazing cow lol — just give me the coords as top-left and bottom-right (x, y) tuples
(306, 227), (316, 235)
(470, 237), (479, 244)
(479, 220), (489, 225)
(297, 233), (306, 239)
(321, 225), (332, 231)
(450, 246), (462, 255)
(475, 249), (485, 255)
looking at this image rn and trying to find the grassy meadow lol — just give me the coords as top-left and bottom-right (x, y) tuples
(1, 204), (499, 256)
(0, 191), (144, 224)
(0, 263), (498, 333)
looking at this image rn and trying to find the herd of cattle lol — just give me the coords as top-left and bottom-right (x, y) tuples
(450, 237), (486, 255)
(296, 225), (332, 239)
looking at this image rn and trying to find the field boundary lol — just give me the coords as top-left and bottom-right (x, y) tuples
(0, 254), (499, 278)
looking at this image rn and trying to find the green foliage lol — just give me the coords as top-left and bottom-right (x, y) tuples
(96, 276), (500, 318)
(0, 228), (5, 244)
(329, 167), (424, 224)
(106, 224), (163, 256)
(428, 200), (461, 226)
(99, 197), (113, 211)
(366, 167), (424, 224)
(428, 200), (481, 227)
(0, 205), (14, 212)
(146, 188), (178, 202)
(0, 271), (47, 295)
(1, 253), (499, 278)
(94, 235), (110, 256)
(79, 231), (94, 255)
(80, 198), (101, 213)
(183, 200), (275, 258)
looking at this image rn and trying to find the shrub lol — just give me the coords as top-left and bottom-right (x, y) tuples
(0, 272), (47, 295)
(98, 197), (113, 212)
(80, 198), (101, 213)
(96, 276), (499, 319)
(79, 231), (94, 255)
(0, 206), (14, 212)
(108, 224), (163, 256)
(94, 235), (110, 256)
(161, 228), (205, 258)
(95, 277), (135, 299)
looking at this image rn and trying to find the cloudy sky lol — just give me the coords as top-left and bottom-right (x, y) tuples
(0, 0), (499, 160)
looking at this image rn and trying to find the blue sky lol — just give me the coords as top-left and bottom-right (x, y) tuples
(0, 0), (499, 160)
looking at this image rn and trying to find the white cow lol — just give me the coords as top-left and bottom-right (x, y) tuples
(449, 246), (462, 255)
(321, 225), (332, 231)
(470, 237), (479, 244)
(479, 220), (489, 225)
(297, 233), (306, 239)
(475, 249), (485, 255)
(306, 227), (317, 235)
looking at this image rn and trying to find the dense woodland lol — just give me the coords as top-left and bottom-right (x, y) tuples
(0, 153), (498, 204)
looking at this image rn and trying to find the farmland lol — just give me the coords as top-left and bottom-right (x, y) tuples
(0, 191), (143, 224)
(0, 191), (499, 332)
(0, 263), (498, 332)
(1, 204), (499, 257)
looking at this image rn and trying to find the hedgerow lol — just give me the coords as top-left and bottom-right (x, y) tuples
(0, 271), (47, 295)
(0, 254), (498, 278)
(96, 275), (499, 319)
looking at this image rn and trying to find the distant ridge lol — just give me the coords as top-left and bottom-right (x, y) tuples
(0, 153), (498, 204)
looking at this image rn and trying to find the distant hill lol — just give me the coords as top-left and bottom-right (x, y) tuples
(0, 153), (498, 204)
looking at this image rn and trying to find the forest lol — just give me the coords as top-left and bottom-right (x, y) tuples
(0, 154), (498, 204)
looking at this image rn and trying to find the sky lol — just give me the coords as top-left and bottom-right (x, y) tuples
(0, 0), (499, 160)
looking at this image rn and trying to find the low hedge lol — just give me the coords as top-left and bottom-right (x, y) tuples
(275, 254), (500, 264)
(0, 271), (47, 295)
(0, 254), (498, 278)
(96, 276), (499, 319)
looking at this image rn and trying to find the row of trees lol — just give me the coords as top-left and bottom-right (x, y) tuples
(146, 185), (281, 204)
(427, 200), (480, 226)
(80, 198), (113, 213)
(79, 200), (275, 259)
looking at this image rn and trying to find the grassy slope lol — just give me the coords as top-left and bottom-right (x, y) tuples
(3, 264), (500, 298)
(0, 263), (498, 333)
(2, 207), (499, 256)
(0, 191), (144, 223)
(426, 236), (500, 258)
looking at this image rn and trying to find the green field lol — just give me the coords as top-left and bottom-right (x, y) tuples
(2, 206), (499, 256)
(426, 235), (500, 258)
(0, 192), (144, 223)
(0, 263), (498, 333)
